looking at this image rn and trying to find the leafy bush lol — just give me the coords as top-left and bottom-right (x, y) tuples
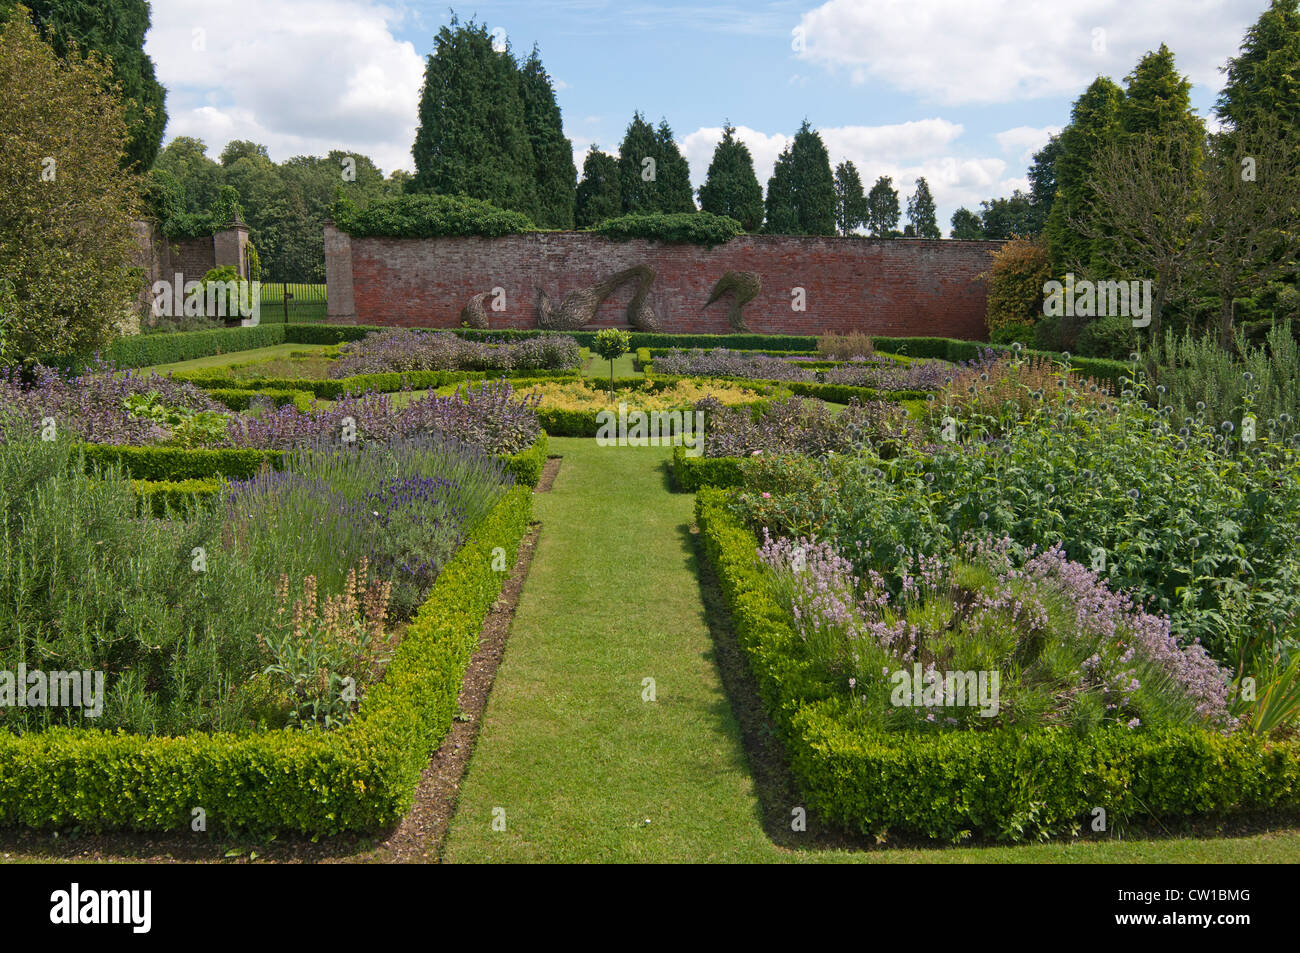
(696, 490), (1300, 842)
(331, 328), (580, 377)
(0, 486), (532, 834)
(983, 236), (1050, 339)
(699, 396), (916, 459)
(1075, 314), (1138, 359)
(335, 193), (537, 239)
(817, 331), (875, 360)
(593, 211), (743, 246)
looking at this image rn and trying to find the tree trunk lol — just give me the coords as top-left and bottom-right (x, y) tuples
(1217, 294), (1235, 351)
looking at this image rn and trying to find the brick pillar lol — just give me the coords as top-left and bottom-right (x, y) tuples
(324, 220), (356, 323)
(213, 219), (250, 277)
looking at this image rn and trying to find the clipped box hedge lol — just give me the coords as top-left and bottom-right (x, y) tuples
(671, 447), (744, 492)
(694, 488), (1300, 842)
(84, 434), (551, 489)
(174, 368), (579, 400)
(0, 486), (533, 834)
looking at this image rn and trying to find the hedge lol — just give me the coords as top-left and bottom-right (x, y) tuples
(132, 478), (222, 515)
(84, 435), (551, 489)
(174, 368), (579, 400)
(0, 486), (533, 834)
(592, 211), (743, 246)
(204, 388), (314, 412)
(46, 325), (289, 372)
(334, 193), (538, 239)
(671, 447), (744, 492)
(694, 489), (1300, 842)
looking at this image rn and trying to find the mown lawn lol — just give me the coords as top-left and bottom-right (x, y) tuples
(143, 343), (334, 375)
(442, 437), (1300, 863)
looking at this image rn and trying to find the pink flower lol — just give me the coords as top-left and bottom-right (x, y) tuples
(761, 492), (771, 499)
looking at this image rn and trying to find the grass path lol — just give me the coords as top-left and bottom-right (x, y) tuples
(443, 437), (1300, 864)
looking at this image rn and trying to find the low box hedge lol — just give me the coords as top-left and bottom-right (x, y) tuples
(0, 485), (533, 834)
(205, 388), (314, 412)
(694, 488), (1300, 842)
(671, 447), (744, 492)
(84, 435), (551, 489)
(131, 478), (222, 515)
(46, 325), (290, 373)
(174, 368), (579, 400)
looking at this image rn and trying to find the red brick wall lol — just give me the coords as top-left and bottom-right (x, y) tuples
(344, 233), (1001, 339)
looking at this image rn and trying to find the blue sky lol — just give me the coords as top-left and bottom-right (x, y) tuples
(146, 0), (1267, 231)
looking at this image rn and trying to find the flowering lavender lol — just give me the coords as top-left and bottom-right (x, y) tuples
(822, 358), (953, 391)
(756, 526), (1235, 733)
(224, 379), (541, 456)
(0, 363), (225, 444)
(331, 328), (580, 377)
(699, 396), (914, 458)
(653, 348), (818, 382)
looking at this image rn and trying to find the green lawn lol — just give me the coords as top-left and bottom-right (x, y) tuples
(582, 352), (641, 380)
(442, 437), (1300, 863)
(144, 343), (334, 375)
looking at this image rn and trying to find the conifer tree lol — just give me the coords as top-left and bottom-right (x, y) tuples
(865, 175), (901, 237)
(833, 161), (867, 236)
(1045, 76), (1122, 273)
(698, 123), (763, 230)
(907, 176), (941, 238)
(575, 145), (621, 226)
(519, 46), (576, 228)
(1218, 0), (1300, 134)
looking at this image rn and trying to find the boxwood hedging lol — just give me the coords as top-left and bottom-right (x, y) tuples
(671, 448), (743, 492)
(174, 368), (579, 400)
(695, 488), (1300, 842)
(0, 486), (533, 834)
(83, 434), (551, 489)
(592, 211), (743, 246)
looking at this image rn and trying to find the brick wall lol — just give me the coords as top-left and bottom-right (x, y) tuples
(337, 232), (1002, 339)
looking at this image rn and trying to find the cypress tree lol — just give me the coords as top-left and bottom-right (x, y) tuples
(907, 176), (940, 238)
(865, 175), (901, 237)
(1119, 44), (1204, 145)
(698, 122), (763, 230)
(519, 46), (576, 228)
(1026, 134), (1062, 233)
(575, 145), (622, 226)
(763, 144), (799, 233)
(409, 16), (538, 220)
(616, 112), (662, 212)
(655, 119), (696, 212)
(1218, 0), (1300, 134)
(832, 161), (867, 235)
(788, 120), (837, 235)
(1045, 76), (1122, 273)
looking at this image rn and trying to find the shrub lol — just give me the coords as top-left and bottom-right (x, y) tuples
(983, 236), (1050, 340)
(335, 193), (537, 239)
(817, 331), (875, 360)
(0, 10), (142, 363)
(699, 396), (916, 459)
(331, 328), (581, 377)
(594, 211), (743, 246)
(1075, 314), (1138, 359)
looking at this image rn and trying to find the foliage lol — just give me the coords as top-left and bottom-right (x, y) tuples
(334, 192), (537, 239)
(574, 145), (622, 227)
(984, 237), (1051, 336)
(518, 46), (576, 229)
(616, 112), (695, 214)
(764, 121), (836, 236)
(818, 331), (875, 360)
(833, 161), (868, 236)
(0, 487), (532, 834)
(593, 211), (741, 246)
(865, 175), (901, 238)
(331, 328), (580, 376)
(0, 9), (141, 363)
(1046, 76), (1123, 275)
(409, 16), (539, 220)
(906, 176), (941, 239)
(699, 396), (916, 459)
(0, 0), (166, 169)
(1217, 0), (1300, 135)
(698, 123), (764, 231)
(950, 207), (984, 240)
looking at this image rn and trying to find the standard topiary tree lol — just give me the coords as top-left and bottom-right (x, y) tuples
(593, 327), (631, 398)
(0, 7), (141, 363)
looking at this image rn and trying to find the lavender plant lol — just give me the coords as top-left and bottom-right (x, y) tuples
(698, 395), (915, 459)
(330, 328), (580, 377)
(758, 528), (1235, 734)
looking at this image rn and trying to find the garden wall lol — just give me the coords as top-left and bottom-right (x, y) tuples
(324, 226), (1001, 339)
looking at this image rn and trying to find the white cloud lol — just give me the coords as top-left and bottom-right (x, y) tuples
(147, 0), (424, 174)
(795, 0), (1258, 105)
(995, 125), (1063, 164)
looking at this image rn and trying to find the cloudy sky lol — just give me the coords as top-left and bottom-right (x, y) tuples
(146, 0), (1265, 231)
